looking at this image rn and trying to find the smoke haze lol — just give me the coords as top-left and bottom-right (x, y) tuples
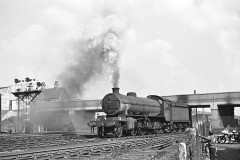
(103, 30), (122, 88)
(1, 0), (240, 99)
(59, 13), (128, 99)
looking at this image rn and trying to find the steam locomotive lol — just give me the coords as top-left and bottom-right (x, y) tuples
(88, 88), (190, 137)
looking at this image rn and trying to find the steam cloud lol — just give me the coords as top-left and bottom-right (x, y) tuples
(59, 14), (127, 99)
(103, 30), (122, 88)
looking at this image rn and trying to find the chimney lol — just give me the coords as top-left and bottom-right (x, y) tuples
(54, 81), (59, 88)
(112, 88), (120, 94)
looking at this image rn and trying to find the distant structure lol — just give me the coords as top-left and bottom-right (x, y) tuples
(0, 78), (47, 133)
(164, 92), (240, 132)
(11, 77), (44, 133)
(32, 87), (70, 103)
(2, 82), (240, 133)
(54, 81), (59, 88)
(0, 86), (19, 133)
(30, 90), (240, 133)
(0, 86), (16, 110)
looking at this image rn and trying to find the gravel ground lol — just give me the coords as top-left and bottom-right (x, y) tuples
(93, 134), (194, 160)
(81, 145), (180, 160)
(0, 133), (195, 160)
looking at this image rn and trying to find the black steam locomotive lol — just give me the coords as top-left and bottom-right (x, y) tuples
(88, 88), (190, 137)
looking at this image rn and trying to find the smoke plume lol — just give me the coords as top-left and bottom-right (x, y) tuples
(59, 14), (127, 99)
(103, 30), (122, 88)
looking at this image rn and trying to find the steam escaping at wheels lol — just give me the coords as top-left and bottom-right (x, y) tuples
(88, 88), (190, 138)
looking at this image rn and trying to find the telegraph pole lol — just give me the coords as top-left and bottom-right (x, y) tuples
(17, 97), (20, 133)
(194, 90), (201, 160)
(0, 93), (2, 134)
(194, 90), (198, 124)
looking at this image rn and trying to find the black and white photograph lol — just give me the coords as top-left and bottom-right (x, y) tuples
(0, 0), (240, 159)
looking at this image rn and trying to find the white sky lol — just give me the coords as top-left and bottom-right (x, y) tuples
(0, 0), (240, 100)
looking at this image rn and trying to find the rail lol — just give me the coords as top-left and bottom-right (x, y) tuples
(0, 133), (189, 160)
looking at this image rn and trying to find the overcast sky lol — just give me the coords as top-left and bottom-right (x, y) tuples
(0, 0), (240, 99)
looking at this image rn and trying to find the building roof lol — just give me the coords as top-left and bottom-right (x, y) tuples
(1, 111), (17, 121)
(33, 87), (70, 102)
(1, 110), (8, 119)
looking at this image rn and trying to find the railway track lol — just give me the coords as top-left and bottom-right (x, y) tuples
(0, 132), (190, 160)
(0, 131), (187, 153)
(0, 134), (88, 153)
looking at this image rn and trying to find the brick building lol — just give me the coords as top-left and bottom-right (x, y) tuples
(30, 87), (102, 133)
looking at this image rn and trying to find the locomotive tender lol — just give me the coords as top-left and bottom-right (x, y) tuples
(88, 88), (190, 137)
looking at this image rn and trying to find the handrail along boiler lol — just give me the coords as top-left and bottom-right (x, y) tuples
(88, 88), (190, 137)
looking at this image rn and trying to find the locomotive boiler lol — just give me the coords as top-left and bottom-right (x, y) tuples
(88, 88), (190, 137)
